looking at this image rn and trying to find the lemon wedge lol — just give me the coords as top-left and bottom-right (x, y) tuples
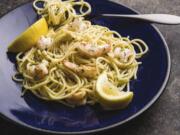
(8, 18), (48, 53)
(96, 72), (133, 110)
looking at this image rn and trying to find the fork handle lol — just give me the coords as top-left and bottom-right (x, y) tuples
(100, 14), (180, 25)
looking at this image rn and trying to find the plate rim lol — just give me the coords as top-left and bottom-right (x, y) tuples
(0, 1), (171, 134)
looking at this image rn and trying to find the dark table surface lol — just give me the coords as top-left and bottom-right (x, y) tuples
(0, 0), (180, 135)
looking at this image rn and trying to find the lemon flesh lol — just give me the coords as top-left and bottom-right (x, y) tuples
(8, 18), (48, 53)
(96, 73), (134, 110)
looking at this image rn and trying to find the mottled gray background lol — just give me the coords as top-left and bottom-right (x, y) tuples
(0, 0), (180, 135)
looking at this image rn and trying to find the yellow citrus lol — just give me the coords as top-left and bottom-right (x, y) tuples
(96, 72), (134, 110)
(8, 18), (48, 53)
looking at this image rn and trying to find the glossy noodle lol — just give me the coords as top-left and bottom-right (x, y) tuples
(13, 0), (148, 107)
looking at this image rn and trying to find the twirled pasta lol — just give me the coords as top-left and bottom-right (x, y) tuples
(13, 0), (148, 107)
(33, 0), (91, 26)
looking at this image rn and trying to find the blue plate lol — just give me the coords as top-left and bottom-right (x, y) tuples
(0, 0), (171, 134)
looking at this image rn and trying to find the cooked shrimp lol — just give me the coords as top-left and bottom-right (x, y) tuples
(77, 43), (111, 57)
(114, 47), (122, 58)
(109, 47), (132, 62)
(68, 17), (88, 32)
(63, 61), (97, 78)
(66, 91), (86, 106)
(27, 65), (36, 75)
(27, 60), (49, 80)
(37, 36), (53, 50)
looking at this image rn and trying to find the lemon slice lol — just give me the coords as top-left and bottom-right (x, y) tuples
(8, 18), (48, 53)
(96, 72), (133, 110)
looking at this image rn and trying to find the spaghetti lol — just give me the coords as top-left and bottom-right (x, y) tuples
(14, 0), (148, 107)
